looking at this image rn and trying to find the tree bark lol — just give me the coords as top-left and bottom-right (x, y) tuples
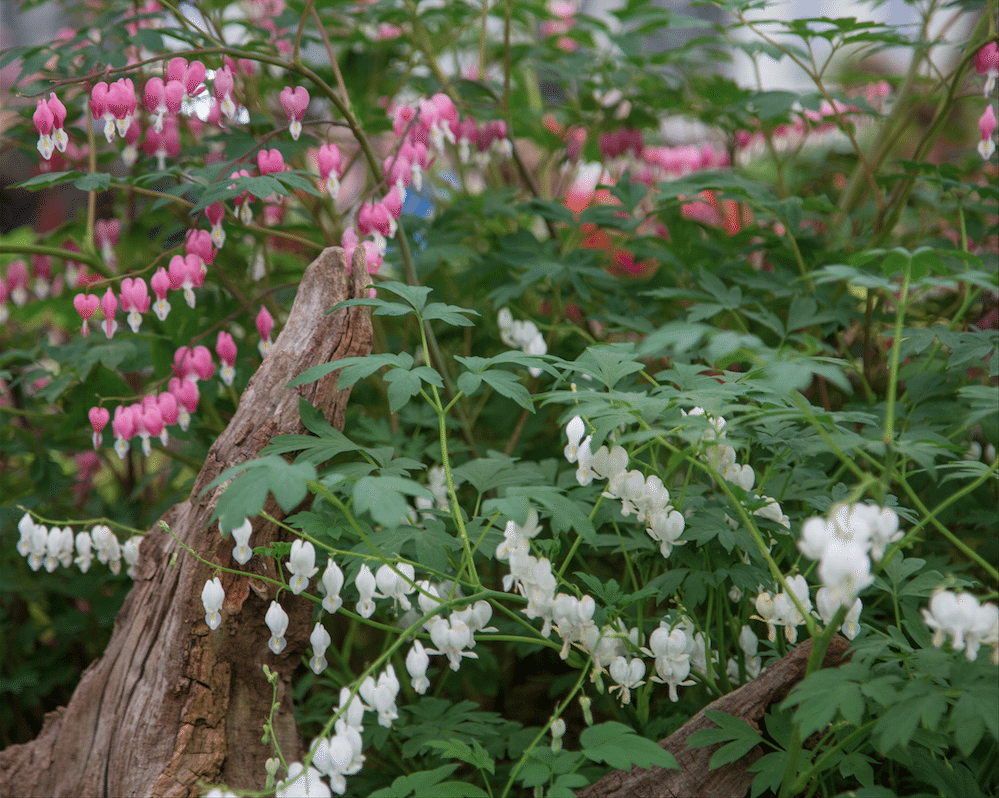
(0, 247), (373, 798)
(576, 635), (851, 798)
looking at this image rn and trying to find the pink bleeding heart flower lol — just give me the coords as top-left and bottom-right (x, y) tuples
(257, 148), (285, 175)
(144, 77), (168, 132)
(256, 305), (274, 357)
(150, 266), (172, 321)
(168, 253), (203, 308)
(144, 116), (180, 171)
(157, 391), (179, 431)
(279, 86), (309, 140)
(100, 287), (118, 338)
(89, 406), (110, 449)
(184, 60), (206, 101)
(95, 219), (121, 268)
(47, 93), (69, 154)
(384, 151), (412, 194)
(137, 397), (163, 456)
(122, 119), (141, 168)
(91, 81), (117, 143)
(229, 168), (253, 224)
(383, 185), (404, 219)
(168, 377), (200, 431)
(317, 143), (342, 199)
(112, 404), (138, 459)
(979, 104), (996, 160)
(185, 229), (215, 276)
(214, 65), (237, 120)
(119, 277), (150, 333)
(33, 99), (55, 160)
(107, 78), (137, 137)
(216, 331), (237, 386)
(357, 201), (395, 254)
(205, 202), (227, 249)
(977, 42), (998, 96)
(74, 293), (100, 336)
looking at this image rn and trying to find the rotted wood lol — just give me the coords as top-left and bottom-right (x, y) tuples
(576, 635), (851, 798)
(0, 247), (373, 798)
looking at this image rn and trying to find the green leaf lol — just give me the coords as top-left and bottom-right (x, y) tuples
(421, 302), (479, 327)
(507, 486), (595, 542)
(478, 370), (535, 412)
(288, 352), (413, 389)
(353, 475), (433, 527)
(74, 172), (112, 192)
(203, 455), (318, 530)
(571, 345), (645, 388)
(369, 764), (460, 797)
(376, 281), (434, 311)
(686, 709), (764, 767)
(781, 665), (867, 739)
(425, 738), (495, 774)
(579, 721), (679, 770)
(14, 170), (83, 190)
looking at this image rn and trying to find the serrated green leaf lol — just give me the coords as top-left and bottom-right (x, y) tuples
(478, 370), (535, 411)
(425, 738), (495, 774)
(579, 722), (679, 770)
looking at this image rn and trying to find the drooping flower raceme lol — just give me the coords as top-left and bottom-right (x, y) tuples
(202, 577), (225, 630)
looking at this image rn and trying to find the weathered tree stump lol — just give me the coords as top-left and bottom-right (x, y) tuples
(577, 636), (851, 798)
(1, 247), (372, 798)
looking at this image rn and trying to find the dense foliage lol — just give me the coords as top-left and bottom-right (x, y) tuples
(2, 0), (997, 795)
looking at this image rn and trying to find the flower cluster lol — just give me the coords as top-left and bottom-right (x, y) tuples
(496, 309), (547, 376)
(798, 503), (902, 608)
(564, 416), (686, 557)
(16, 513), (141, 578)
(922, 590), (998, 665)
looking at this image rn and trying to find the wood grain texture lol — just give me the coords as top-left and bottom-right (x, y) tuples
(576, 636), (851, 798)
(1, 247), (373, 798)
